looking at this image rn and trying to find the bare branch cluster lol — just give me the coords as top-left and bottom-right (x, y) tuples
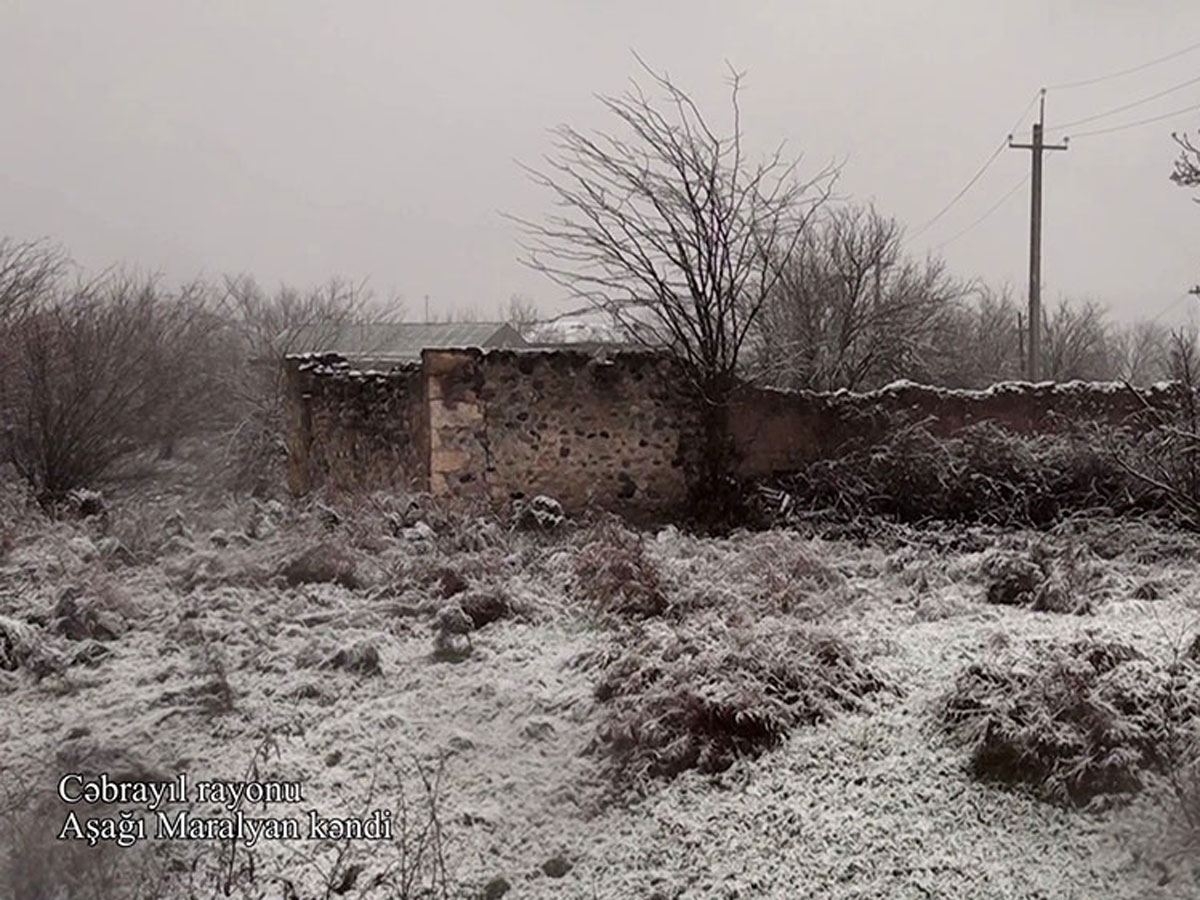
(514, 58), (838, 401)
(1172, 130), (1200, 194)
(750, 204), (965, 391)
(0, 258), (224, 501)
(0, 238), (397, 503)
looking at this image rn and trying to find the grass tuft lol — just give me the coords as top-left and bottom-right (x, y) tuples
(573, 518), (668, 620)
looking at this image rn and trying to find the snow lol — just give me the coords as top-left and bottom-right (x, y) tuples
(1, 461), (1198, 897)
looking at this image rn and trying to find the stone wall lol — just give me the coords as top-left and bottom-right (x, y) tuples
(284, 354), (427, 496)
(730, 379), (1179, 479)
(285, 348), (1180, 515)
(423, 348), (701, 517)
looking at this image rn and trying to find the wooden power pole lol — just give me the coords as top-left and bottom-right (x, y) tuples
(1009, 89), (1068, 381)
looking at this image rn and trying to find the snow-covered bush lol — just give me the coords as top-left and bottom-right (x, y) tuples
(981, 542), (1100, 615)
(591, 616), (892, 788)
(940, 636), (1200, 805)
(774, 420), (1148, 527)
(573, 517), (668, 620)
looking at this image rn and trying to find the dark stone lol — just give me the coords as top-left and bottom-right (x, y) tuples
(324, 641), (382, 676)
(438, 568), (470, 598)
(460, 590), (511, 629)
(616, 473), (637, 499)
(482, 877), (511, 899)
(541, 855), (572, 878)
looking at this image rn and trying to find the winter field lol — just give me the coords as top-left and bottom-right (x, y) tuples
(2, 441), (1200, 900)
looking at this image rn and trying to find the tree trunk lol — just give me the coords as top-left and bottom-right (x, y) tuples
(688, 377), (743, 528)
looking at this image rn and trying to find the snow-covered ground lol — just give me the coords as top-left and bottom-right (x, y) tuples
(1, 447), (1198, 898)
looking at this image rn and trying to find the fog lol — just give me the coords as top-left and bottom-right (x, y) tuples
(3, 0), (1199, 322)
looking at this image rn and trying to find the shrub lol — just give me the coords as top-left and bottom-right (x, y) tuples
(592, 618), (892, 787)
(278, 541), (362, 589)
(772, 420), (1152, 528)
(573, 519), (668, 619)
(0, 267), (225, 505)
(0, 616), (38, 672)
(981, 543), (1098, 614)
(459, 589), (512, 629)
(939, 636), (1200, 805)
(740, 536), (846, 618)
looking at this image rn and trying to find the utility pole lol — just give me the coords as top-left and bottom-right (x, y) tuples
(1009, 89), (1068, 382)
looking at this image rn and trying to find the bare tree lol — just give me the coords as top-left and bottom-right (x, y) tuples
(1172, 130), (1200, 194)
(933, 283), (1024, 388)
(1039, 297), (1116, 381)
(1164, 323), (1200, 384)
(0, 267), (223, 502)
(751, 204), (965, 391)
(514, 58), (837, 502)
(503, 294), (541, 337)
(1111, 318), (1170, 385)
(1172, 130), (1200, 295)
(0, 238), (68, 322)
(217, 275), (388, 494)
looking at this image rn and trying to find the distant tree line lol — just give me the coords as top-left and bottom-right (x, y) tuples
(748, 204), (1196, 392)
(0, 239), (388, 505)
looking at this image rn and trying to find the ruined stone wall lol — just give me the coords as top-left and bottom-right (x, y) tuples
(286, 347), (1180, 514)
(730, 379), (1179, 479)
(284, 354), (428, 495)
(424, 348), (702, 516)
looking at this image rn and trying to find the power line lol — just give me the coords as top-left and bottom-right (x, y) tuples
(1067, 98), (1200, 140)
(909, 92), (1041, 239)
(1053, 73), (1200, 131)
(1150, 291), (1197, 324)
(935, 173), (1030, 250)
(1045, 38), (1200, 91)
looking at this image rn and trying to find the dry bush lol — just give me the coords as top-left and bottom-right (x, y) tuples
(0, 264), (226, 505)
(51, 578), (139, 642)
(277, 751), (457, 900)
(0, 471), (39, 524)
(940, 636), (1200, 805)
(191, 640), (238, 716)
(99, 502), (194, 566)
(981, 542), (1100, 615)
(278, 540), (363, 589)
(591, 617), (892, 787)
(573, 518), (669, 619)
(774, 420), (1148, 528)
(0, 616), (41, 672)
(736, 535), (847, 618)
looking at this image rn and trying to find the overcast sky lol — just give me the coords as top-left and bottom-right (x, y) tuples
(3, 1), (1200, 323)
